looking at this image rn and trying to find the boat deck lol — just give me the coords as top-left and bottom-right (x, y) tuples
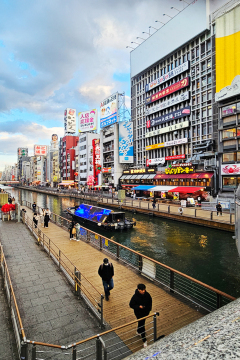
(22, 206), (204, 350)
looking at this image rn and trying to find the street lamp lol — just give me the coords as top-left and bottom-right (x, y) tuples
(171, 6), (180, 12)
(149, 26), (159, 32)
(179, 0), (190, 4)
(136, 36), (147, 41)
(126, 46), (135, 50)
(142, 31), (150, 36)
(155, 20), (165, 25)
(163, 13), (173, 19)
(131, 41), (140, 45)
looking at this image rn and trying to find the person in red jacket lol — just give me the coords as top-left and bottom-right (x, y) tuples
(129, 284), (152, 348)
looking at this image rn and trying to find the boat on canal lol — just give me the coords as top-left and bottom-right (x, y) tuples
(65, 203), (136, 230)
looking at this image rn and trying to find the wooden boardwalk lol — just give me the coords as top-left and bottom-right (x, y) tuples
(23, 207), (203, 350)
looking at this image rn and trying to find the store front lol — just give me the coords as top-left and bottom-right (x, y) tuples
(119, 168), (156, 189)
(221, 164), (240, 190)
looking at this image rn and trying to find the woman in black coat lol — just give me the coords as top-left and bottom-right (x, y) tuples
(44, 211), (50, 228)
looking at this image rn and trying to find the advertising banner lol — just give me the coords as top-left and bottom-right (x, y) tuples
(165, 154), (185, 161)
(17, 148), (28, 157)
(145, 120), (189, 138)
(92, 139), (101, 185)
(78, 109), (97, 133)
(145, 77), (189, 105)
(64, 108), (76, 134)
(119, 121), (134, 163)
(145, 61), (189, 92)
(146, 158), (165, 166)
(51, 134), (58, 143)
(146, 106), (191, 129)
(221, 164), (240, 175)
(145, 91), (189, 116)
(34, 145), (47, 156)
(146, 137), (188, 151)
(100, 93), (118, 128)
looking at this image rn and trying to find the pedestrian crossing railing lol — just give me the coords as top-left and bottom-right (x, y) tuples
(21, 210), (105, 329)
(21, 201), (236, 313)
(0, 243), (27, 359)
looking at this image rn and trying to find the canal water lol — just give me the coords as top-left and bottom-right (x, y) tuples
(5, 186), (240, 298)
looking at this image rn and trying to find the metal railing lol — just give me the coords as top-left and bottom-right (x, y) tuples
(21, 210), (104, 328)
(22, 200), (236, 313)
(0, 244), (27, 359)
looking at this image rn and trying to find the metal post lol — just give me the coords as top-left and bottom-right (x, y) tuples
(210, 211), (213, 220)
(195, 209), (197, 217)
(96, 337), (102, 360)
(158, 203), (159, 212)
(32, 344), (36, 360)
(100, 236), (102, 250)
(59, 250), (61, 270)
(230, 213), (232, 224)
(72, 346), (77, 360)
(100, 295), (104, 329)
(138, 255), (143, 273)
(75, 270), (81, 297)
(49, 239), (51, 257)
(153, 313), (158, 342)
(217, 293), (222, 309)
(170, 270), (174, 293)
(87, 230), (90, 243)
(117, 244), (120, 260)
(168, 205), (170, 214)
(20, 342), (28, 360)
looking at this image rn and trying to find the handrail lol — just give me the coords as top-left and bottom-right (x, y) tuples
(0, 244), (26, 340)
(22, 200), (236, 302)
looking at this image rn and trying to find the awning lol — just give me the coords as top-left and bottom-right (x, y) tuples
(197, 172), (214, 179)
(134, 185), (155, 191)
(135, 175), (144, 180)
(121, 184), (138, 187)
(130, 175), (138, 180)
(150, 186), (177, 192)
(120, 175), (127, 180)
(141, 174), (150, 179)
(170, 186), (205, 193)
(147, 174), (156, 179)
(124, 175), (132, 179)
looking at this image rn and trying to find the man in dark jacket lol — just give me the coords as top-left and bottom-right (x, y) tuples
(216, 202), (222, 216)
(129, 284), (152, 348)
(98, 258), (114, 301)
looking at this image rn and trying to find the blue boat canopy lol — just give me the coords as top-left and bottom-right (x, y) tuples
(134, 185), (155, 191)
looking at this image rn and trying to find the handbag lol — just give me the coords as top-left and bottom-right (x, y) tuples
(72, 227), (76, 235)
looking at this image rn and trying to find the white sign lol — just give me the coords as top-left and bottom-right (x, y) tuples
(215, 75), (240, 102)
(78, 109), (97, 133)
(119, 121), (134, 163)
(146, 120), (189, 138)
(64, 108), (76, 134)
(145, 91), (189, 116)
(145, 61), (189, 92)
(164, 138), (188, 147)
(221, 164), (240, 175)
(100, 93), (118, 128)
(147, 158), (165, 165)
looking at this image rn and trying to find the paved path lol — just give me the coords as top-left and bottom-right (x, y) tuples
(0, 220), (131, 359)
(0, 272), (18, 360)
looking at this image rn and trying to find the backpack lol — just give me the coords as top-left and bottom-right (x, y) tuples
(100, 263), (113, 270)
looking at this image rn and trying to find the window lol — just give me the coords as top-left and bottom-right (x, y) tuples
(183, 54), (187, 62)
(202, 76), (207, 86)
(201, 43), (205, 55)
(207, 75), (212, 84)
(223, 152), (236, 162)
(202, 108), (207, 117)
(175, 60), (178, 67)
(222, 128), (236, 139)
(192, 96), (196, 105)
(201, 62), (206, 71)
(202, 123), (207, 136)
(196, 47), (199, 57)
(208, 106), (212, 116)
(208, 91), (212, 100)
(202, 92), (207, 102)
(223, 177), (237, 188)
(206, 40), (211, 51)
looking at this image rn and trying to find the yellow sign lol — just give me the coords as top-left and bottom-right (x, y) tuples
(165, 167), (194, 175)
(95, 234), (98, 240)
(146, 142), (164, 151)
(216, 6), (240, 92)
(105, 239), (108, 246)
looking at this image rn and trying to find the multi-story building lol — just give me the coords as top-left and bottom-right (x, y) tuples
(60, 135), (79, 182)
(129, 0), (235, 196)
(78, 132), (99, 187)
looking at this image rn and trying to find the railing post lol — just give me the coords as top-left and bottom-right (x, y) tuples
(210, 211), (213, 220)
(168, 205), (170, 214)
(20, 341), (28, 360)
(138, 255), (143, 273)
(87, 230), (90, 243)
(153, 313), (159, 342)
(158, 203), (159, 212)
(72, 346), (77, 360)
(96, 336), (102, 360)
(117, 244), (120, 260)
(230, 213), (232, 224)
(49, 239), (51, 257)
(100, 295), (104, 329)
(139, 200), (141, 208)
(217, 293), (222, 309)
(59, 250), (61, 270)
(75, 269), (81, 297)
(195, 209), (197, 217)
(100, 236), (102, 251)
(170, 270), (174, 293)
(32, 344), (36, 360)
(132, 200), (133, 207)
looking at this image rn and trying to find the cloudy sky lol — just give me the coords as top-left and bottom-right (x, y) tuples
(0, 0), (187, 171)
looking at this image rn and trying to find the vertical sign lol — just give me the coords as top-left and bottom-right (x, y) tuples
(100, 93), (118, 128)
(78, 109), (97, 132)
(64, 108), (76, 134)
(92, 139), (101, 185)
(119, 121), (134, 163)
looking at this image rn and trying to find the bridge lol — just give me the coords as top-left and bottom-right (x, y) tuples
(0, 181), (19, 185)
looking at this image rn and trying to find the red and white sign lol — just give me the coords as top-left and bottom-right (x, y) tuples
(146, 158), (165, 167)
(92, 139), (101, 185)
(221, 164), (240, 175)
(102, 168), (112, 173)
(34, 145), (47, 156)
(165, 154), (185, 161)
(79, 109), (97, 133)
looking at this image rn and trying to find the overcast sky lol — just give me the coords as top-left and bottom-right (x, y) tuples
(0, 0), (188, 171)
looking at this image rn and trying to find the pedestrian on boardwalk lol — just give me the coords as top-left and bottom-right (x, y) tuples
(68, 221), (74, 240)
(75, 222), (80, 240)
(44, 210), (50, 228)
(216, 202), (222, 216)
(40, 208), (45, 226)
(98, 258), (114, 301)
(8, 197), (12, 204)
(33, 212), (39, 228)
(46, 208), (51, 219)
(12, 197), (15, 205)
(32, 202), (37, 212)
(129, 283), (152, 348)
(152, 198), (156, 209)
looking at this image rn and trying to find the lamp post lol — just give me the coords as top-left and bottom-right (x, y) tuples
(126, 46), (135, 50)
(142, 31), (150, 37)
(136, 36), (147, 41)
(179, 0), (190, 4)
(131, 41), (140, 45)
(170, 6), (181, 12)
(155, 20), (165, 25)
(163, 13), (173, 19)
(149, 26), (159, 33)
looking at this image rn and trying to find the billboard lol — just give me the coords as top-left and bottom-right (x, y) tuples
(215, 6), (240, 100)
(119, 121), (134, 163)
(130, 0), (209, 78)
(78, 109), (97, 133)
(52, 134), (58, 143)
(34, 145), (47, 156)
(18, 148), (28, 157)
(146, 106), (191, 129)
(64, 108), (76, 134)
(100, 93), (118, 128)
(92, 139), (101, 185)
(145, 91), (189, 116)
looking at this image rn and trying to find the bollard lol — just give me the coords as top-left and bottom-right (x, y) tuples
(195, 209), (197, 217)
(75, 269), (81, 297)
(210, 211), (213, 220)
(168, 205), (170, 214)
(32, 344), (36, 360)
(20, 342), (28, 360)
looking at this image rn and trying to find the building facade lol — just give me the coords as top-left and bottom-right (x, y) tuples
(60, 135), (79, 182)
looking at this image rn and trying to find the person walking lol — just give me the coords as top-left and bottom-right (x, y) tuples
(98, 258), (114, 301)
(152, 198), (156, 209)
(40, 208), (45, 226)
(216, 202), (222, 216)
(68, 221), (74, 240)
(32, 202), (37, 212)
(75, 222), (80, 240)
(46, 208), (51, 219)
(33, 212), (39, 228)
(44, 210), (50, 228)
(129, 284), (152, 348)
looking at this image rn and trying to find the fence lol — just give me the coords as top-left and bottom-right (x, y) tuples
(0, 241), (159, 359)
(22, 200), (235, 313)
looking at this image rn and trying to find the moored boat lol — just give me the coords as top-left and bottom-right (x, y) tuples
(65, 203), (136, 230)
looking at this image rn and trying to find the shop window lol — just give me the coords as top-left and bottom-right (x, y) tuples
(222, 128), (236, 139)
(223, 115), (236, 124)
(223, 177), (237, 188)
(237, 152), (240, 161)
(202, 92), (207, 102)
(223, 152), (236, 162)
(223, 139), (236, 147)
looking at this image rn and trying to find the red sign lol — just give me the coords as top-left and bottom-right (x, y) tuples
(146, 77), (189, 105)
(102, 168), (111, 173)
(165, 154), (185, 161)
(34, 145), (47, 156)
(92, 139), (101, 185)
